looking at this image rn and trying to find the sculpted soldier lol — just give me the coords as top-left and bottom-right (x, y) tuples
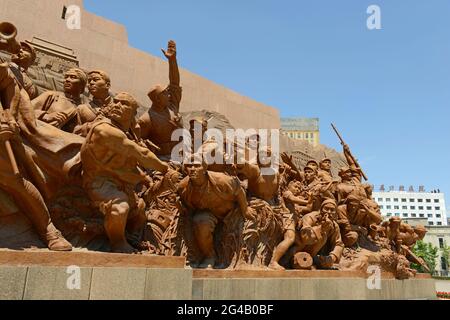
(178, 159), (254, 268)
(317, 157), (332, 183)
(138, 40), (183, 159)
(74, 70), (113, 136)
(295, 199), (344, 269)
(32, 68), (86, 131)
(80, 92), (169, 253)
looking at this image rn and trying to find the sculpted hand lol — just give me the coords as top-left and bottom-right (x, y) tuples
(161, 40), (176, 60)
(43, 112), (68, 126)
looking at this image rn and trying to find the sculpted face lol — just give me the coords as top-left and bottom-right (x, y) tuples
(64, 70), (84, 95)
(321, 159), (331, 171)
(289, 182), (301, 195)
(321, 203), (337, 220)
(11, 46), (33, 68)
(109, 93), (137, 130)
(186, 163), (207, 185)
(157, 88), (170, 106)
(341, 170), (352, 181)
(88, 72), (110, 98)
(307, 162), (318, 171)
(304, 168), (315, 182)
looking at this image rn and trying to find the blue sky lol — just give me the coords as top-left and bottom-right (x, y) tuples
(84, 0), (450, 214)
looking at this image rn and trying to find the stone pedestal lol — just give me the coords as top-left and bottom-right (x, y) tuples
(0, 250), (437, 300)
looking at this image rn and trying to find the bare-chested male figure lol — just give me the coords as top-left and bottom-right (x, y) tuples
(178, 159), (254, 268)
(81, 92), (169, 253)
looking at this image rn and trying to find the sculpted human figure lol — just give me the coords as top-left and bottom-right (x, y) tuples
(237, 146), (280, 204)
(269, 180), (306, 270)
(0, 38), (38, 100)
(138, 40), (183, 159)
(32, 68), (86, 131)
(294, 199), (344, 269)
(0, 33), (72, 251)
(80, 92), (169, 253)
(178, 159), (254, 268)
(73, 70), (113, 137)
(317, 157), (332, 183)
(298, 165), (324, 214)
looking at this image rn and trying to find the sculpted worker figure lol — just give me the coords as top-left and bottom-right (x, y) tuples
(0, 40), (38, 100)
(80, 92), (169, 253)
(178, 159), (254, 268)
(295, 199), (344, 269)
(138, 40), (183, 159)
(74, 70), (113, 136)
(32, 68), (86, 131)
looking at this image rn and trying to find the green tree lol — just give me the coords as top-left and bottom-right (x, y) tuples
(441, 241), (449, 272)
(410, 240), (439, 274)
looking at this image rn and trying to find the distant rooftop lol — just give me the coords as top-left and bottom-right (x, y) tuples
(281, 118), (319, 131)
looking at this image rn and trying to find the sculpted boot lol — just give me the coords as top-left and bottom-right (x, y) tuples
(43, 224), (72, 251)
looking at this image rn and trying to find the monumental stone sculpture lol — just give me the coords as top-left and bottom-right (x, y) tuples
(0, 21), (430, 279)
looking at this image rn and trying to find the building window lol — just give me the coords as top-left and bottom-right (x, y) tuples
(439, 238), (444, 249)
(436, 214), (441, 218)
(418, 199), (423, 203)
(401, 198), (407, 202)
(419, 213), (424, 218)
(395, 213), (400, 217)
(386, 205), (391, 209)
(429, 221), (434, 226)
(427, 206), (432, 210)
(402, 206), (407, 209)
(434, 199), (439, 203)
(394, 206), (399, 209)
(411, 213), (416, 217)
(386, 213), (391, 217)
(442, 257), (448, 270)
(386, 198), (391, 202)
(435, 207), (440, 210)
(437, 222), (442, 226)
(402, 213), (408, 217)
(394, 198), (399, 202)
(377, 198), (383, 202)
(418, 206), (424, 210)
(426, 199), (431, 203)
(409, 199), (415, 202)
(410, 206), (415, 210)
(427, 214), (432, 218)
(379, 205), (384, 209)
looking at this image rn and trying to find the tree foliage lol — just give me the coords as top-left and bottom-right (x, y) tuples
(410, 240), (439, 274)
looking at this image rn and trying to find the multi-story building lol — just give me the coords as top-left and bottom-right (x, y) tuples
(373, 186), (448, 226)
(281, 118), (320, 147)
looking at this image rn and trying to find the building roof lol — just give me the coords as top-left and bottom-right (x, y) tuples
(281, 118), (319, 131)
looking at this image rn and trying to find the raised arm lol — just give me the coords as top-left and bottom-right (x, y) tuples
(161, 40), (180, 86)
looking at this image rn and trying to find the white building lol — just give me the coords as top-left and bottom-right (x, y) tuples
(373, 186), (447, 226)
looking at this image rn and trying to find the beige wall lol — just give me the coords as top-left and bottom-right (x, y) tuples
(0, 0), (280, 129)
